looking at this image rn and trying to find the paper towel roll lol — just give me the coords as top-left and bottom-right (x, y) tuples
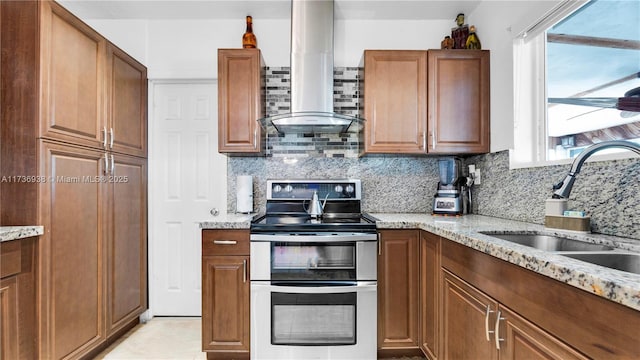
(236, 175), (253, 213)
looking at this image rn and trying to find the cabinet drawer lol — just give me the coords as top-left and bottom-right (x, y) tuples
(202, 230), (250, 256)
(1, 241), (22, 279)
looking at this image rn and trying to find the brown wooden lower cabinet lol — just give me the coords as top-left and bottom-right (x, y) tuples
(498, 305), (588, 360)
(0, 238), (38, 360)
(441, 270), (587, 360)
(0, 276), (19, 360)
(439, 234), (640, 360)
(377, 230), (421, 358)
(420, 231), (440, 360)
(106, 154), (148, 337)
(40, 143), (106, 359)
(441, 270), (498, 360)
(202, 230), (250, 360)
(38, 141), (147, 359)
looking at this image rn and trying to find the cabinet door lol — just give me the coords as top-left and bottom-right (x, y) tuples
(39, 141), (106, 359)
(39, 1), (106, 149)
(106, 43), (148, 157)
(218, 49), (264, 153)
(420, 231), (440, 359)
(428, 50), (490, 154)
(498, 306), (588, 360)
(364, 50), (428, 154)
(106, 154), (147, 336)
(0, 277), (18, 360)
(202, 256), (250, 354)
(378, 230), (420, 354)
(441, 269), (498, 360)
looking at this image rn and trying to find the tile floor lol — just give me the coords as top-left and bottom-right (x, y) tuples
(95, 317), (206, 359)
(95, 317), (426, 360)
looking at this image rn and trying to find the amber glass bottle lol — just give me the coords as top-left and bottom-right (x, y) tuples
(242, 15), (257, 49)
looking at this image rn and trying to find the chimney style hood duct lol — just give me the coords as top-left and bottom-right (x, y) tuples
(259, 0), (364, 134)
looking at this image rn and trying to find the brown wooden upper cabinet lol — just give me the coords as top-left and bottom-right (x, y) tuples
(39, 0), (107, 149)
(363, 50), (428, 154)
(37, 1), (148, 156)
(428, 50), (490, 154)
(106, 43), (148, 157)
(218, 49), (265, 154)
(362, 49), (490, 155)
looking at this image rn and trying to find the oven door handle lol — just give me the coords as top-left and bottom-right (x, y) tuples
(250, 233), (378, 242)
(251, 281), (377, 294)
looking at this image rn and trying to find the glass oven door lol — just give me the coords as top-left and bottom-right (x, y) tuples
(250, 281), (378, 360)
(272, 241), (356, 281)
(272, 291), (356, 345)
(250, 233), (378, 282)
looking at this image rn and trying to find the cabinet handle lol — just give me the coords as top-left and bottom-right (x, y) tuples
(495, 310), (505, 350)
(213, 240), (237, 245)
(102, 127), (108, 148)
(110, 154), (115, 175)
(422, 131), (427, 150)
(485, 305), (495, 341)
(254, 128), (258, 149)
(109, 128), (114, 149)
(243, 259), (247, 283)
(431, 131), (436, 150)
(104, 152), (109, 174)
(377, 233), (381, 256)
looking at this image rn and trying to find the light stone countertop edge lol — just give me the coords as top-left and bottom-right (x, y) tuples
(0, 226), (44, 242)
(372, 213), (640, 312)
(199, 213), (254, 230)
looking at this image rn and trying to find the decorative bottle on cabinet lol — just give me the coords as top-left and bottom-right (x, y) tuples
(242, 15), (257, 48)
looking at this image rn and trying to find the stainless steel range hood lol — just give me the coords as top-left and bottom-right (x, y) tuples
(259, 0), (364, 134)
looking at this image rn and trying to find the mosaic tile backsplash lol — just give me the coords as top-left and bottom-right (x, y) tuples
(263, 67), (363, 158)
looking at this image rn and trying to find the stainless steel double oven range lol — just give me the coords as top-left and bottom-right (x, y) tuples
(250, 179), (378, 360)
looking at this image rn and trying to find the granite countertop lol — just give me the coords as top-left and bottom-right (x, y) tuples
(0, 226), (44, 242)
(199, 213), (254, 230)
(199, 213), (640, 311)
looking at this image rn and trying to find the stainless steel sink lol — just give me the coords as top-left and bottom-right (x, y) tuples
(561, 253), (640, 274)
(480, 232), (614, 251)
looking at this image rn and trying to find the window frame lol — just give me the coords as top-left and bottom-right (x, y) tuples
(510, 0), (639, 169)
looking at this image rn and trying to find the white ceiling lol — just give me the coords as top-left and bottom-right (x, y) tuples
(59, 0), (483, 20)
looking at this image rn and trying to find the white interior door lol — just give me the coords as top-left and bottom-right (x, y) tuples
(149, 81), (226, 316)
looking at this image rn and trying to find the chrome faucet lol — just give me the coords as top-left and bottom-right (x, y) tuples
(552, 140), (640, 199)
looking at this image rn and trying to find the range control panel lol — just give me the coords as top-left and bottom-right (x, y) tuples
(266, 179), (362, 200)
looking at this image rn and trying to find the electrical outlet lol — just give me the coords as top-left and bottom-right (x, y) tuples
(468, 164), (481, 185)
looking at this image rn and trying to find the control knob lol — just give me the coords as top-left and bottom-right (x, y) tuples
(345, 184), (355, 193)
(273, 185), (282, 193)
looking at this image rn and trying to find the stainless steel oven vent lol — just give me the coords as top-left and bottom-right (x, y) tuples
(258, 0), (364, 134)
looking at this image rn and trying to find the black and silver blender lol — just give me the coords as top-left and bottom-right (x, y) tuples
(432, 157), (469, 215)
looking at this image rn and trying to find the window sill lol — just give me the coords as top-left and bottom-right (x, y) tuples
(508, 148), (640, 170)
